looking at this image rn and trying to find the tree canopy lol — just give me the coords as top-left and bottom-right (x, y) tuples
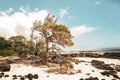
(33, 13), (73, 60)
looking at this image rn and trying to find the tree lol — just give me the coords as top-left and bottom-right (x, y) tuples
(0, 36), (11, 50)
(33, 13), (73, 60)
(9, 35), (28, 57)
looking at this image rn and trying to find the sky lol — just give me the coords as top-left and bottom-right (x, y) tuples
(0, 0), (120, 50)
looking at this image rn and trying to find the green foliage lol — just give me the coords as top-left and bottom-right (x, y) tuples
(64, 57), (80, 69)
(9, 35), (29, 57)
(66, 62), (74, 69)
(0, 36), (11, 50)
(55, 56), (80, 69)
(68, 57), (80, 64)
(0, 50), (18, 57)
(36, 40), (46, 53)
(33, 13), (74, 60)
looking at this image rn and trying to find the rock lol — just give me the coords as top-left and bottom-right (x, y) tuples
(111, 79), (117, 80)
(112, 74), (120, 79)
(47, 75), (49, 77)
(0, 72), (4, 78)
(27, 73), (33, 80)
(96, 64), (114, 70)
(92, 70), (94, 72)
(86, 73), (90, 75)
(12, 74), (17, 78)
(103, 52), (120, 59)
(101, 71), (110, 77)
(61, 53), (102, 58)
(18, 75), (22, 77)
(84, 53), (101, 58)
(91, 60), (113, 70)
(13, 77), (17, 79)
(79, 78), (84, 80)
(92, 60), (104, 66)
(0, 62), (10, 72)
(33, 74), (38, 79)
(4, 74), (9, 77)
(20, 77), (25, 80)
(85, 76), (99, 80)
(101, 70), (119, 79)
(12, 74), (17, 80)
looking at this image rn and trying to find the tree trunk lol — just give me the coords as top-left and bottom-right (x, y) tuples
(45, 38), (49, 61)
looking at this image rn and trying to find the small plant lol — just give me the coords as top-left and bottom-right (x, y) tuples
(46, 55), (80, 74)
(0, 50), (18, 57)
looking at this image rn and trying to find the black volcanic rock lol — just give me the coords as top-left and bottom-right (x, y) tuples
(103, 52), (120, 59)
(92, 60), (104, 66)
(101, 70), (120, 79)
(79, 78), (84, 80)
(97, 64), (114, 70)
(33, 74), (38, 79)
(4, 74), (9, 77)
(85, 76), (99, 80)
(112, 74), (120, 79)
(20, 77), (25, 80)
(91, 60), (113, 70)
(0, 72), (4, 78)
(27, 73), (33, 80)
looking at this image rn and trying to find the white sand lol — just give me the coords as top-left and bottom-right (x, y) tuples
(1, 57), (120, 80)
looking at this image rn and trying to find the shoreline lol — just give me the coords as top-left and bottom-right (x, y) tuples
(0, 57), (120, 80)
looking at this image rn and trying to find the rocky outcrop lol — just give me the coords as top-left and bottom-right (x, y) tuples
(91, 60), (120, 79)
(101, 70), (120, 79)
(91, 60), (113, 70)
(0, 62), (10, 72)
(103, 52), (120, 59)
(61, 53), (102, 58)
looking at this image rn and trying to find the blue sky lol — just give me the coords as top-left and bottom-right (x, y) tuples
(0, 0), (120, 50)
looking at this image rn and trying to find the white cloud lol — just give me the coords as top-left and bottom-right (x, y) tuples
(19, 6), (28, 13)
(0, 8), (14, 16)
(94, 1), (100, 5)
(6, 8), (14, 13)
(0, 11), (7, 16)
(70, 25), (95, 37)
(0, 8), (48, 39)
(59, 9), (68, 18)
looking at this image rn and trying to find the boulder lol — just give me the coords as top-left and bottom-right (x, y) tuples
(101, 70), (120, 79)
(0, 72), (4, 78)
(85, 76), (99, 80)
(96, 64), (114, 70)
(91, 60), (113, 70)
(0, 62), (10, 72)
(91, 60), (104, 66)
(27, 73), (33, 80)
(33, 74), (38, 79)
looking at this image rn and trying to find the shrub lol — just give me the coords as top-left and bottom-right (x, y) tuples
(0, 50), (18, 57)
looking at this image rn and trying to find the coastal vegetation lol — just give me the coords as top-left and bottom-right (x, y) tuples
(0, 13), (73, 58)
(0, 13), (80, 74)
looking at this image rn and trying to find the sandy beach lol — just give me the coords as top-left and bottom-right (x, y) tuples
(0, 57), (119, 80)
